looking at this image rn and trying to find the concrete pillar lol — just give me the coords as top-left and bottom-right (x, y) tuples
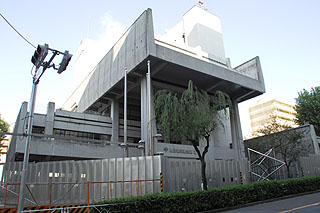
(111, 99), (119, 142)
(141, 76), (149, 155)
(45, 102), (55, 135)
(17, 102), (28, 135)
(230, 99), (248, 183)
(230, 99), (245, 159)
(6, 102), (28, 162)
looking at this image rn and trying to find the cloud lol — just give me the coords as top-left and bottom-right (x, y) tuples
(72, 12), (126, 88)
(98, 12), (126, 55)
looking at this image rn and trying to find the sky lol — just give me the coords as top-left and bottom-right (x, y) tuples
(1, 0), (319, 137)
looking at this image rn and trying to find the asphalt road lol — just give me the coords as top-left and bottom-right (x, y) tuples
(224, 192), (320, 213)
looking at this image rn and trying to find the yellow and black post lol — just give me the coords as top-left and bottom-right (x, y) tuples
(160, 173), (164, 193)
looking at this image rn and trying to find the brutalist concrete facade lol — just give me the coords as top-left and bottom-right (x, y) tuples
(7, 7), (265, 163)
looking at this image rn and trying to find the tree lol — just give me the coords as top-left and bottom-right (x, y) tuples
(0, 114), (10, 142)
(154, 81), (231, 190)
(295, 86), (320, 135)
(246, 117), (309, 178)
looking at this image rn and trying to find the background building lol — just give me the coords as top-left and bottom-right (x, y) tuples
(249, 99), (297, 134)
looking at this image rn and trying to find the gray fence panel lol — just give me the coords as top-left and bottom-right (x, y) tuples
(131, 157), (139, 196)
(101, 159), (109, 200)
(138, 157), (146, 195)
(116, 158), (123, 198)
(145, 156), (154, 194)
(124, 157), (131, 197)
(2, 156), (249, 206)
(153, 156), (161, 193)
(73, 161), (80, 204)
(109, 158), (116, 199)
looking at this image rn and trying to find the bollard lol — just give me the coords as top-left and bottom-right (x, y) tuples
(240, 172), (243, 185)
(160, 173), (164, 193)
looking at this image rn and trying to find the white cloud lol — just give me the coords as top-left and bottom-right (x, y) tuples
(72, 12), (126, 88)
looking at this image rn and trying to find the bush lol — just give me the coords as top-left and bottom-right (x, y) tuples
(91, 176), (320, 213)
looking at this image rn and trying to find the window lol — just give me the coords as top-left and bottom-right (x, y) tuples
(53, 129), (111, 142)
(32, 126), (45, 134)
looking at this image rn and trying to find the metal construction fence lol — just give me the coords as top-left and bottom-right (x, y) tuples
(0, 156), (251, 208)
(249, 153), (320, 181)
(163, 157), (249, 192)
(1, 156), (162, 208)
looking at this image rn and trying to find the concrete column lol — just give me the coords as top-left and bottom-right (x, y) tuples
(230, 99), (248, 183)
(141, 76), (149, 155)
(17, 102), (28, 135)
(111, 99), (119, 142)
(45, 102), (55, 135)
(7, 102), (28, 162)
(230, 99), (245, 159)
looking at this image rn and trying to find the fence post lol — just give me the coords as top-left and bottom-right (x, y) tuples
(160, 173), (164, 193)
(136, 180), (138, 196)
(240, 172), (243, 185)
(140, 181), (143, 196)
(17, 182), (21, 210)
(4, 183), (8, 208)
(49, 182), (52, 208)
(110, 182), (112, 199)
(121, 182), (123, 198)
(87, 182), (90, 213)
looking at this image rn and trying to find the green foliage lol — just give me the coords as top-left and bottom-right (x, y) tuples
(154, 81), (230, 144)
(0, 114), (10, 142)
(91, 176), (320, 213)
(247, 117), (309, 178)
(295, 86), (320, 135)
(252, 116), (293, 137)
(154, 80), (231, 190)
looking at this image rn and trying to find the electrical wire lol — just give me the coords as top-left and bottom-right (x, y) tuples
(0, 12), (36, 48)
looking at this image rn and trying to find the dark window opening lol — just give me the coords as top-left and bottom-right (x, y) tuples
(53, 129), (111, 141)
(32, 126), (45, 134)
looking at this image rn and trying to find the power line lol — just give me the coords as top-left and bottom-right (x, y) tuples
(0, 12), (36, 48)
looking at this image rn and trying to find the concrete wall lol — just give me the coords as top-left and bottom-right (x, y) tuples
(8, 101), (245, 162)
(7, 102), (142, 161)
(161, 6), (227, 64)
(245, 124), (320, 156)
(62, 9), (156, 112)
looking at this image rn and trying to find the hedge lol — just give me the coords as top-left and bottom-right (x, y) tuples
(91, 176), (320, 213)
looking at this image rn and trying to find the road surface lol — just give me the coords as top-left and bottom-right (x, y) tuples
(225, 192), (320, 213)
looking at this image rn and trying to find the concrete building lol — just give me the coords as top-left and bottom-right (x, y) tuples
(0, 137), (9, 179)
(7, 6), (265, 163)
(249, 99), (297, 133)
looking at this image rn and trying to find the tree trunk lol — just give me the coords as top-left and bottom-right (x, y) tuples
(286, 165), (291, 178)
(200, 158), (208, 190)
(191, 141), (209, 191)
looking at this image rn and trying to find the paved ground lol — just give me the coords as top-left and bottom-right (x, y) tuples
(224, 192), (320, 213)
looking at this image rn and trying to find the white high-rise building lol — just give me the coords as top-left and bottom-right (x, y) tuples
(249, 99), (298, 133)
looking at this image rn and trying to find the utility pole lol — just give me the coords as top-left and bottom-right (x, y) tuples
(124, 68), (128, 157)
(17, 44), (72, 212)
(147, 60), (153, 156)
